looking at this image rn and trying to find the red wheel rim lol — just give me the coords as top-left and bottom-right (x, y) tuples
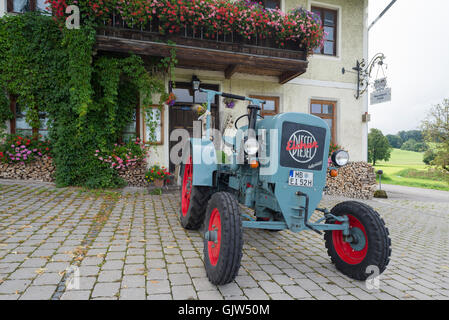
(207, 208), (222, 266)
(332, 214), (368, 265)
(181, 156), (193, 217)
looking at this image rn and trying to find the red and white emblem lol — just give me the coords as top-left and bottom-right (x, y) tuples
(286, 130), (319, 163)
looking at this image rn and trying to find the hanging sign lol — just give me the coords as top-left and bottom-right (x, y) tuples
(370, 77), (391, 105)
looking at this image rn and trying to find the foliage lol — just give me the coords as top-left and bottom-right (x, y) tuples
(94, 138), (149, 170)
(421, 99), (449, 174)
(398, 130), (424, 143)
(0, 133), (51, 164)
(423, 149), (436, 165)
(400, 139), (428, 153)
(0, 13), (169, 188)
(386, 134), (403, 149)
(47, 0), (324, 52)
(368, 128), (391, 166)
(375, 148), (449, 191)
(145, 164), (172, 183)
(0, 91), (13, 132)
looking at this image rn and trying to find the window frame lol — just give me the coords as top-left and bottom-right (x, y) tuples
(311, 6), (338, 57)
(262, 0), (281, 10)
(310, 99), (337, 144)
(143, 105), (164, 145)
(249, 95), (279, 117)
(9, 95), (48, 137)
(7, 0), (36, 13)
(121, 104), (141, 143)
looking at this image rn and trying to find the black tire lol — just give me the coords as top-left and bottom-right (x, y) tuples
(324, 201), (391, 280)
(179, 161), (212, 230)
(203, 192), (243, 285)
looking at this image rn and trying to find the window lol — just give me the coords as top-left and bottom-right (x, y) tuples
(144, 105), (163, 145)
(7, 0), (49, 13)
(9, 96), (49, 137)
(249, 95), (279, 116)
(122, 107), (141, 142)
(311, 100), (336, 143)
(311, 6), (338, 56)
(262, 0), (281, 10)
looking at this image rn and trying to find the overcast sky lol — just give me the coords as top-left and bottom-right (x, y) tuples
(367, 0), (449, 135)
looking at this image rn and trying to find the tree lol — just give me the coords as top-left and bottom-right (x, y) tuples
(421, 99), (449, 174)
(398, 130), (424, 143)
(368, 128), (392, 166)
(386, 134), (403, 149)
(401, 139), (428, 152)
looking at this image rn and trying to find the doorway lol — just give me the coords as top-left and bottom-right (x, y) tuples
(168, 82), (220, 172)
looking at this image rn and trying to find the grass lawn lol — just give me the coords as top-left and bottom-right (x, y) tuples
(374, 149), (449, 191)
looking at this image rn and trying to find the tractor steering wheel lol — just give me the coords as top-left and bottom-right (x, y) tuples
(234, 114), (264, 129)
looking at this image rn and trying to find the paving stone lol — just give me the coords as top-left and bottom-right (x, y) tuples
(197, 290), (224, 300)
(121, 275), (146, 288)
(283, 285), (312, 299)
(172, 285), (197, 300)
(20, 285), (57, 300)
(0, 280), (32, 294)
(119, 287), (146, 300)
(92, 282), (121, 298)
(243, 287), (270, 300)
(147, 279), (171, 295)
(98, 270), (122, 283)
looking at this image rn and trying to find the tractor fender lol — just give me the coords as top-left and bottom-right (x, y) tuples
(191, 138), (217, 187)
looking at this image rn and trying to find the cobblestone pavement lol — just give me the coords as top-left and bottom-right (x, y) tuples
(1, 179), (448, 300)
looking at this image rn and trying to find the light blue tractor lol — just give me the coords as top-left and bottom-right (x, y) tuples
(179, 88), (391, 285)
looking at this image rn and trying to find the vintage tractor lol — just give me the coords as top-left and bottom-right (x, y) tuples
(179, 88), (391, 285)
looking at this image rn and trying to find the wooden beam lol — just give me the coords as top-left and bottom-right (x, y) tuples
(279, 70), (305, 84)
(225, 65), (238, 79)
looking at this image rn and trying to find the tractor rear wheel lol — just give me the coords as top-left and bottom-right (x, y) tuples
(179, 156), (212, 230)
(203, 192), (243, 285)
(324, 201), (391, 280)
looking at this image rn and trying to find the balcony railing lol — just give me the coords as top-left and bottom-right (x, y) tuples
(96, 15), (309, 84)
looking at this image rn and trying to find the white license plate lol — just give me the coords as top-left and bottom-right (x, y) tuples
(289, 170), (314, 187)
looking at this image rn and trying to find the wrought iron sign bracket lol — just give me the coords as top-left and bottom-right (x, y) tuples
(342, 53), (387, 100)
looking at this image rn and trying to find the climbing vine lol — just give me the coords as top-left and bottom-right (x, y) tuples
(0, 12), (173, 188)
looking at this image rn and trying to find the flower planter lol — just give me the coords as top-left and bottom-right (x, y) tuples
(154, 179), (164, 188)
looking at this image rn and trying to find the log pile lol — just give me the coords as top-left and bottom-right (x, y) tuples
(0, 156), (55, 182)
(325, 162), (377, 200)
(0, 157), (149, 187)
(117, 161), (148, 187)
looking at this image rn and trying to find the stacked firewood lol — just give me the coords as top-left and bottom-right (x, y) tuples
(325, 162), (377, 200)
(0, 156), (55, 182)
(117, 161), (148, 187)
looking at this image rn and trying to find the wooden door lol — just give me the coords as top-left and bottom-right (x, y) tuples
(169, 82), (220, 172)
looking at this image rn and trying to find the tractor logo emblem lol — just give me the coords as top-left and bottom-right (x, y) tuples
(286, 130), (319, 163)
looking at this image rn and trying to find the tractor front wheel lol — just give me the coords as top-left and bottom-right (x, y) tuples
(324, 201), (391, 280)
(179, 156), (212, 230)
(203, 192), (243, 285)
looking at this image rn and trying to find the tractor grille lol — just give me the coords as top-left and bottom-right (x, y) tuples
(280, 121), (327, 171)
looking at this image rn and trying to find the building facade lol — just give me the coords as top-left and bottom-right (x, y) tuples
(2, 0), (370, 171)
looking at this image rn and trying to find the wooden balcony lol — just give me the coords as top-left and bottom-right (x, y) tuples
(95, 19), (309, 84)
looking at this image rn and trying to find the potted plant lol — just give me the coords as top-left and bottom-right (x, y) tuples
(145, 165), (172, 188)
(165, 92), (176, 106)
(223, 97), (236, 109)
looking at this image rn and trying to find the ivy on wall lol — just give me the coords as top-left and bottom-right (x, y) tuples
(0, 12), (172, 188)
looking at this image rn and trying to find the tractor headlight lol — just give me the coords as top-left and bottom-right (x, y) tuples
(332, 150), (350, 167)
(244, 138), (259, 156)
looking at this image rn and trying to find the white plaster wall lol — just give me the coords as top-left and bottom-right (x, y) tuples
(0, 0), (6, 17)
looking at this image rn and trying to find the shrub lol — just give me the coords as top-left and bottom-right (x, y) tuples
(0, 134), (51, 164)
(94, 138), (149, 170)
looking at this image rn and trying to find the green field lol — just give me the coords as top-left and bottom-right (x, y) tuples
(374, 149), (449, 191)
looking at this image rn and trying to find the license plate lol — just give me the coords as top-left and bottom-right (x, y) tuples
(289, 170), (314, 187)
